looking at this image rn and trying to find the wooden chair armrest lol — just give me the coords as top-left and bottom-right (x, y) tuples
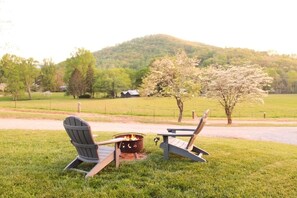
(96, 137), (126, 145)
(113, 132), (145, 137)
(167, 128), (195, 133)
(157, 132), (194, 137)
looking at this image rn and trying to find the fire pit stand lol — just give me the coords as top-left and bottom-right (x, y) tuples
(114, 133), (144, 160)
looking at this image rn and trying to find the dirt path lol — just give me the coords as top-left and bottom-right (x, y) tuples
(1, 118), (297, 146)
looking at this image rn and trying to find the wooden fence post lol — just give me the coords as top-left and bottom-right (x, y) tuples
(77, 102), (81, 113)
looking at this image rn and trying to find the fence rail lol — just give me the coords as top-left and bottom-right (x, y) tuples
(1, 100), (297, 119)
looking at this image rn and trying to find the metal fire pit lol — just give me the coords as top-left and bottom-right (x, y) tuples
(115, 133), (144, 153)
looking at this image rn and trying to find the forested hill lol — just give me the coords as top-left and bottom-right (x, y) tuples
(93, 34), (218, 70)
(93, 34), (297, 93)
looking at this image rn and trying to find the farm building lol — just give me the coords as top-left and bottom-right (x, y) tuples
(121, 90), (140, 98)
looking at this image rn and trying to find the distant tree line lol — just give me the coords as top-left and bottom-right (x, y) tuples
(63, 48), (147, 98)
(0, 48), (147, 100)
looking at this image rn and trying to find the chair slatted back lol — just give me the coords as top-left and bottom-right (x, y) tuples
(63, 116), (99, 160)
(186, 110), (209, 150)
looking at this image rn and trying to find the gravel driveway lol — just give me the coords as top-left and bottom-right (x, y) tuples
(1, 118), (297, 145)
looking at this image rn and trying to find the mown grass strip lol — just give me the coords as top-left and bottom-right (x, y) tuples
(0, 130), (296, 197)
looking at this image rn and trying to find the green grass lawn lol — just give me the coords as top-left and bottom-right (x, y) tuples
(0, 93), (297, 120)
(1, 129), (296, 197)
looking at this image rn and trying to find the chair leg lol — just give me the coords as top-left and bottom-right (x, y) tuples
(85, 154), (114, 178)
(64, 157), (83, 170)
(162, 136), (169, 160)
(192, 146), (209, 155)
(115, 142), (121, 168)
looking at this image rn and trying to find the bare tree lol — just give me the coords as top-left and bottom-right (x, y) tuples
(141, 50), (200, 122)
(202, 65), (272, 124)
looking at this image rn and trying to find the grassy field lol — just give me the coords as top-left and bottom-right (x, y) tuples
(0, 129), (296, 197)
(0, 93), (297, 119)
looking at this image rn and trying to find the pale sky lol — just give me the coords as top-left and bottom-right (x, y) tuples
(1, 0), (296, 63)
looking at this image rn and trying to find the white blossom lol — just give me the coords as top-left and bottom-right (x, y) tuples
(202, 64), (272, 124)
(141, 50), (200, 122)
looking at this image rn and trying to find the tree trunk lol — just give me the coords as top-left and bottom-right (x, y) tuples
(175, 97), (183, 122)
(111, 82), (115, 98)
(227, 114), (232, 125)
(110, 90), (115, 98)
(225, 107), (232, 125)
(27, 86), (32, 100)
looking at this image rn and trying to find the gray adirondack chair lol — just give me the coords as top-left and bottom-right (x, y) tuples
(158, 110), (209, 162)
(63, 116), (125, 178)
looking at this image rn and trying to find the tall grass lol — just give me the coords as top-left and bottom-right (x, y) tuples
(0, 93), (297, 118)
(0, 129), (296, 197)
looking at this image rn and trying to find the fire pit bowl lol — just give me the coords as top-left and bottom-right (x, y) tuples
(115, 133), (144, 153)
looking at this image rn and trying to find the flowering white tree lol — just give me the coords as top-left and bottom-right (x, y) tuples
(141, 50), (200, 122)
(203, 65), (272, 124)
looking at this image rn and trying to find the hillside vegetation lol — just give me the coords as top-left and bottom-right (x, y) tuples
(93, 34), (297, 93)
(93, 34), (217, 70)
